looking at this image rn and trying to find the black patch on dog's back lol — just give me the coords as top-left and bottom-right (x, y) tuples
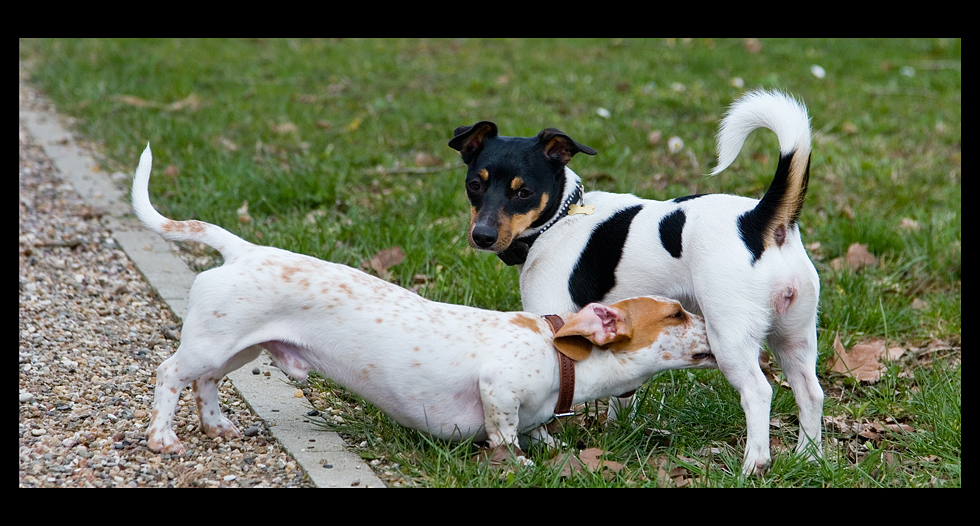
(658, 208), (686, 259)
(568, 205), (644, 308)
(672, 193), (707, 203)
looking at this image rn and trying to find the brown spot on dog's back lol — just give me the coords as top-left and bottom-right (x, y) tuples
(509, 314), (544, 334)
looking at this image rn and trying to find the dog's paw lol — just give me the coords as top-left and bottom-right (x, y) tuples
(147, 429), (185, 456)
(202, 417), (242, 440)
(742, 456), (771, 476)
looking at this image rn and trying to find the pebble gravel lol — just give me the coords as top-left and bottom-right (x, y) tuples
(18, 97), (314, 487)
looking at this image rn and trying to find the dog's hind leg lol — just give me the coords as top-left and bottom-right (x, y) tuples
(769, 326), (823, 461)
(702, 311), (774, 476)
(192, 344), (264, 441)
(146, 320), (261, 455)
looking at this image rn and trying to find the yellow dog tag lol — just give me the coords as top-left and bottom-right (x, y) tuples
(568, 203), (595, 215)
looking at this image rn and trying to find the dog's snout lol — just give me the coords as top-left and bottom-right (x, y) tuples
(471, 224), (498, 249)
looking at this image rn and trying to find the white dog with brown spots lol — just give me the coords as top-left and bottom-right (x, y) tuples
(132, 145), (715, 461)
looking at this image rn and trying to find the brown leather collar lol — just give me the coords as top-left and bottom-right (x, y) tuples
(543, 314), (575, 417)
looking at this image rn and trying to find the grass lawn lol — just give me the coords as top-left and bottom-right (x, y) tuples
(20, 38), (960, 487)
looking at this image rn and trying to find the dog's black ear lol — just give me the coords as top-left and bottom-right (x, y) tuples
(448, 121), (498, 163)
(537, 128), (597, 164)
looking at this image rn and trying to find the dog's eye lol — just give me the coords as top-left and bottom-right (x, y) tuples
(467, 180), (482, 193)
(515, 187), (534, 199)
(671, 309), (686, 320)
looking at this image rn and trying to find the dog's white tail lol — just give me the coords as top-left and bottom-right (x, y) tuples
(131, 144), (252, 260)
(710, 89), (811, 176)
(708, 90), (813, 263)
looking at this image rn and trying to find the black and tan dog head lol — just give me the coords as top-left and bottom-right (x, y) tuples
(449, 121), (596, 253)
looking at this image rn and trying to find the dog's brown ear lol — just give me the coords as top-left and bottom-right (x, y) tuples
(553, 303), (631, 360)
(537, 128), (598, 164)
(553, 334), (593, 361)
(449, 121), (498, 163)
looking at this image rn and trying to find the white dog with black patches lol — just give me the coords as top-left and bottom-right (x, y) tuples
(131, 145), (716, 462)
(449, 90), (823, 475)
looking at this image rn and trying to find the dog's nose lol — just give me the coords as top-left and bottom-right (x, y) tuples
(471, 225), (498, 248)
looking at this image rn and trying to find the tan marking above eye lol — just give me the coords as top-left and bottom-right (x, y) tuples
(478, 169), (489, 181)
(510, 177), (524, 191)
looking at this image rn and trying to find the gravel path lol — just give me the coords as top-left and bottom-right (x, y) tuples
(18, 110), (314, 487)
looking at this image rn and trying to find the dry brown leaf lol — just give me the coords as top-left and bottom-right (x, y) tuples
(472, 444), (527, 468)
(911, 298), (929, 310)
(548, 451), (585, 477)
(579, 447), (624, 473)
(217, 136), (239, 152)
(847, 243), (877, 267)
(832, 242), (877, 271)
(361, 246), (405, 279)
(744, 38), (763, 53)
(829, 334), (905, 382)
(898, 217), (922, 232)
(272, 122), (298, 134)
(414, 152), (442, 167)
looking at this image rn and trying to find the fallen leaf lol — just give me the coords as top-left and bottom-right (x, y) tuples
(579, 447), (624, 473)
(898, 217), (922, 232)
(361, 246), (405, 279)
(472, 444), (527, 468)
(828, 334), (905, 382)
(272, 122), (298, 134)
(217, 136), (239, 152)
(414, 152), (442, 167)
(548, 451), (585, 477)
(832, 242), (877, 271)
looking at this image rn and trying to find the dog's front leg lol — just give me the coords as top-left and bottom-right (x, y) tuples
(527, 424), (565, 448)
(606, 393), (636, 420)
(479, 375), (532, 466)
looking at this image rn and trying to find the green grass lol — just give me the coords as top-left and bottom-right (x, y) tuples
(21, 38), (960, 487)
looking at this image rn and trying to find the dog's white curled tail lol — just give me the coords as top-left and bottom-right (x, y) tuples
(710, 89), (812, 176)
(132, 144), (251, 260)
(709, 90), (813, 261)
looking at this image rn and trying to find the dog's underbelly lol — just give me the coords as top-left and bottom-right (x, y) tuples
(260, 338), (491, 440)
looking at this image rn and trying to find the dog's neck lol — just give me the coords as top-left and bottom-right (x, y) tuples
(570, 346), (650, 406)
(496, 168), (584, 266)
